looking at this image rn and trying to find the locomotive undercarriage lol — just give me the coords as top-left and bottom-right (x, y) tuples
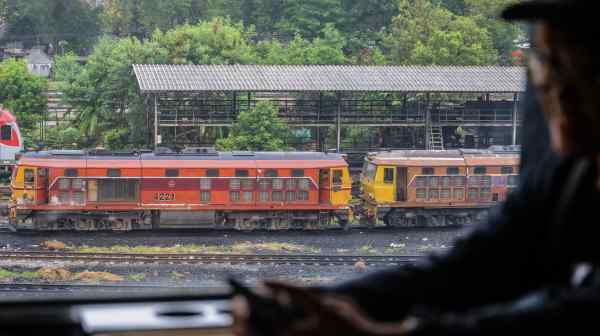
(11, 209), (348, 232)
(379, 207), (489, 228)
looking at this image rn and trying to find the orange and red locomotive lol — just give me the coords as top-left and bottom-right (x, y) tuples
(9, 150), (352, 231)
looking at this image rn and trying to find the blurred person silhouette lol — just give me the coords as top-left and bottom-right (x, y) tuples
(233, 0), (600, 334)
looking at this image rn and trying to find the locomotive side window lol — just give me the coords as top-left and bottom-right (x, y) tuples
(207, 169), (219, 177)
(447, 167), (460, 175)
(292, 169), (304, 177)
(165, 169), (179, 177)
(333, 170), (343, 186)
(65, 169), (78, 177)
(24, 169), (35, 185)
(422, 167), (434, 175)
(474, 166), (487, 174)
(383, 168), (394, 184)
(236, 170), (249, 177)
(265, 170), (278, 177)
(1, 125), (11, 140)
(501, 166), (514, 174)
(107, 169), (121, 177)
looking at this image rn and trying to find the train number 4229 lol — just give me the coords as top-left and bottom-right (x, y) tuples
(154, 192), (175, 201)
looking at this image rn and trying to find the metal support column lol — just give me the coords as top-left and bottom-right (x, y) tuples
(154, 94), (159, 149)
(336, 92), (342, 153)
(424, 93), (431, 150)
(317, 92), (322, 151)
(512, 93), (519, 145)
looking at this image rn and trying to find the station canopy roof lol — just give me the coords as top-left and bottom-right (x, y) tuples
(133, 64), (526, 94)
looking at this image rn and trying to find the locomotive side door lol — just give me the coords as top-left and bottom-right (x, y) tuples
(319, 169), (330, 204)
(396, 167), (408, 202)
(330, 168), (351, 205)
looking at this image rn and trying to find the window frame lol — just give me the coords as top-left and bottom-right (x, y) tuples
(473, 166), (487, 175)
(107, 169), (121, 178)
(383, 167), (394, 184)
(422, 167), (435, 175)
(446, 167), (460, 175)
(165, 169), (179, 177)
(0, 125), (11, 141)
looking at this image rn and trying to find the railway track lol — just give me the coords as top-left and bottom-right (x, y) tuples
(0, 283), (204, 293)
(0, 250), (424, 266)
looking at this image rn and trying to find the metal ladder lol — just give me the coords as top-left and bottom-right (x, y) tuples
(429, 126), (444, 151)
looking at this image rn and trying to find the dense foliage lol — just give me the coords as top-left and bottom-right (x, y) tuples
(216, 101), (288, 151)
(0, 0), (524, 150)
(0, 59), (47, 147)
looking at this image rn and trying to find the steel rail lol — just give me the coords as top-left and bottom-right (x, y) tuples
(0, 250), (425, 266)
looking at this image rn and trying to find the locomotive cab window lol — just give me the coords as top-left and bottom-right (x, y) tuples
(24, 168), (35, 185)
(165, 169), (179, 177)
(65, 169), (78, 177)
(0, 125), (11, 140)
(383, 168), (394, 184)
(422, 167), (434, 175)
(265, 169), (278, 177)
(474, 166), (487, 175)
(333, 170), (343, 186)
(107, 169), (121, 177)
(447, 167), (460, 175)
(292, 169), (304, 177)
(501, 166), (514, 175)
(207, 169), (219, 177)
(236, 170), (249, 177)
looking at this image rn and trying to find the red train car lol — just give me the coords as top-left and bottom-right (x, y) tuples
(9, 150), (352, 231)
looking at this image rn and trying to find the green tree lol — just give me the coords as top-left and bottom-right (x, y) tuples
(0, 58), (47, 142)
(257, 24), (348, 65)
(153, 17), (257, 64)
(463, 0), (523, 65)
(1, 0), (101, 52)
(275, 0), (344, 39)
(216, 101), (287, 151)
(52, 52), (82, 83)
(57, 18), (257, 148)
(383, 0), (498, 65)
(59, 36), (166, 147)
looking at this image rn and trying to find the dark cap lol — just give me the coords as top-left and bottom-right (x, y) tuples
(502, 0), (587, 22)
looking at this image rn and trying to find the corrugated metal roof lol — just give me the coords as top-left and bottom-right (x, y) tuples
(133, 64), (526, 93)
